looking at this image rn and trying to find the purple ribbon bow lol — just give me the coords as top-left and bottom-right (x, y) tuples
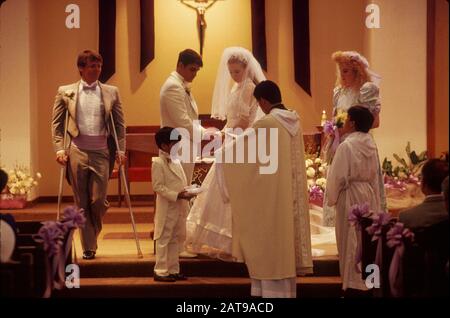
(366, 212), (392, 271)
(324, 120), (341, 156)
(386, 222), (414, 297)
(61, 206), (86, 230)
(348, 203), (371, 272)
(33, 207), (85, 298)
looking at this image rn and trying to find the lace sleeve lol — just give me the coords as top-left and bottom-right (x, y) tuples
(358, 82), (381, 115)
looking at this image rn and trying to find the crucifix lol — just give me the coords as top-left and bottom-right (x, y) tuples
(180, 0), (221, 56)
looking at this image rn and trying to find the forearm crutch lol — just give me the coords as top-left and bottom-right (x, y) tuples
(110, 113), (143, 258)
(56, 109), (69, 221)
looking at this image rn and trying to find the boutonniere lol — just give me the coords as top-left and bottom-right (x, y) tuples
(64, 90), (75, 100)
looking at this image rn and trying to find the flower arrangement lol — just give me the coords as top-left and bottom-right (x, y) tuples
(382, 142), (427, 191)
(0, 164), (42, 208)
(5, 165), (42, 195)
(305, 155), (328, 206)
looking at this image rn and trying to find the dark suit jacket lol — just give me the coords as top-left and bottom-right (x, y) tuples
(399, 195), (448, 230)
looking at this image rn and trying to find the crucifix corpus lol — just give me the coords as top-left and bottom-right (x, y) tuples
(180, 0), (222, 56)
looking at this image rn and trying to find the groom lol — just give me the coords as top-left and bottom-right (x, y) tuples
(159, 49), (206, 258)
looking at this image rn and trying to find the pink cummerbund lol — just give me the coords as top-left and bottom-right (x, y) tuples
(72, 134), (108, 150)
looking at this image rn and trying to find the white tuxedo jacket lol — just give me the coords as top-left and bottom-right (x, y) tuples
(159, 71), (204, 141)
(152, 156), (189, 240)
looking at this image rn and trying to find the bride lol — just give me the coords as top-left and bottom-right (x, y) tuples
(185, 47), (266, 259)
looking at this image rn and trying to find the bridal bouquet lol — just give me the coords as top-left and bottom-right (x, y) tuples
(323, 110), (348, 134)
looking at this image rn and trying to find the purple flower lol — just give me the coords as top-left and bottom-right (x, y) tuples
(323, 120), (335, 135)
(33, 221), (65, 257)
(348, 202), (370, 229)
(61, 206), (86, 229)
(366, 212), (392, 241)
(386, 222), (414, 248)
(309, 185), (324, 202)
(384, 177), (407, 192)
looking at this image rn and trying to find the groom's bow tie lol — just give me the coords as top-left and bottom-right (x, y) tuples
(83, 83), (97, 91)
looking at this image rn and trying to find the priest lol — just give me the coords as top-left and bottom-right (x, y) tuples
(217, 80), (313, 298)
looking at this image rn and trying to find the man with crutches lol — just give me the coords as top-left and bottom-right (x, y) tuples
(51, 50), (141, 259)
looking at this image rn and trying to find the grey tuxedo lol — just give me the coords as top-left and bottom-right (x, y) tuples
(51, 81), (125, 252)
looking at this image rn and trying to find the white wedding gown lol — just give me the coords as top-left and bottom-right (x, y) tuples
(186, 82), (256, 260)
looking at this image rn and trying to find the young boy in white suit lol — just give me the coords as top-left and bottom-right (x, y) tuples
(152, 127), (196, 282)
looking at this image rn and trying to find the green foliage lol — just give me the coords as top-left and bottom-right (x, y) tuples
(382, 142), (428, 180)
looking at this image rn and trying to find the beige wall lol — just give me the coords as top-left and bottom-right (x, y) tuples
(0, 0), (444, 198)
(0, 0), (39, 199)
(365, 0), (428, 163)
(433, 0), (449, 157)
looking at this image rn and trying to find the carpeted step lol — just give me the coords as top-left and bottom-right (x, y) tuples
(5, 203), (154, 224)
(78, 255), (340, 278)
(53, 276), (342, 298)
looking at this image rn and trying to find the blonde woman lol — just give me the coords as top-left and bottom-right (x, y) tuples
(323, 51), (385, 227)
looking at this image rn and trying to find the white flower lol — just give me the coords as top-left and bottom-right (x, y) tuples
(318, 166), (325, 174)
(307, 179), (315, 188)
(307, 167), (316, 178)
(314, 158), (322, 164)
(305, 159), (313, 168)
(5, 164), (41, 195)
(316, 178), (327, 188)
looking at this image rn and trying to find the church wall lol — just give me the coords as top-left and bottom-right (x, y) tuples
(0, 0), (39, 200)
(365, 0), (428, 164)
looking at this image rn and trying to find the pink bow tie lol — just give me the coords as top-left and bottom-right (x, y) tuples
(83, 84), (97, 91)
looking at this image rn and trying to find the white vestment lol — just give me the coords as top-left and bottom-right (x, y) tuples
(326, 132), (382, 290)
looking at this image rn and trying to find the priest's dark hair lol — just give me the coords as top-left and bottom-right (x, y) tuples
(253, 80), (282, 104)
(347, 105), (374, 133)
(177, 49), (203, 67)
(421, 158), (449, 194)
(155, 127), (182, 150)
